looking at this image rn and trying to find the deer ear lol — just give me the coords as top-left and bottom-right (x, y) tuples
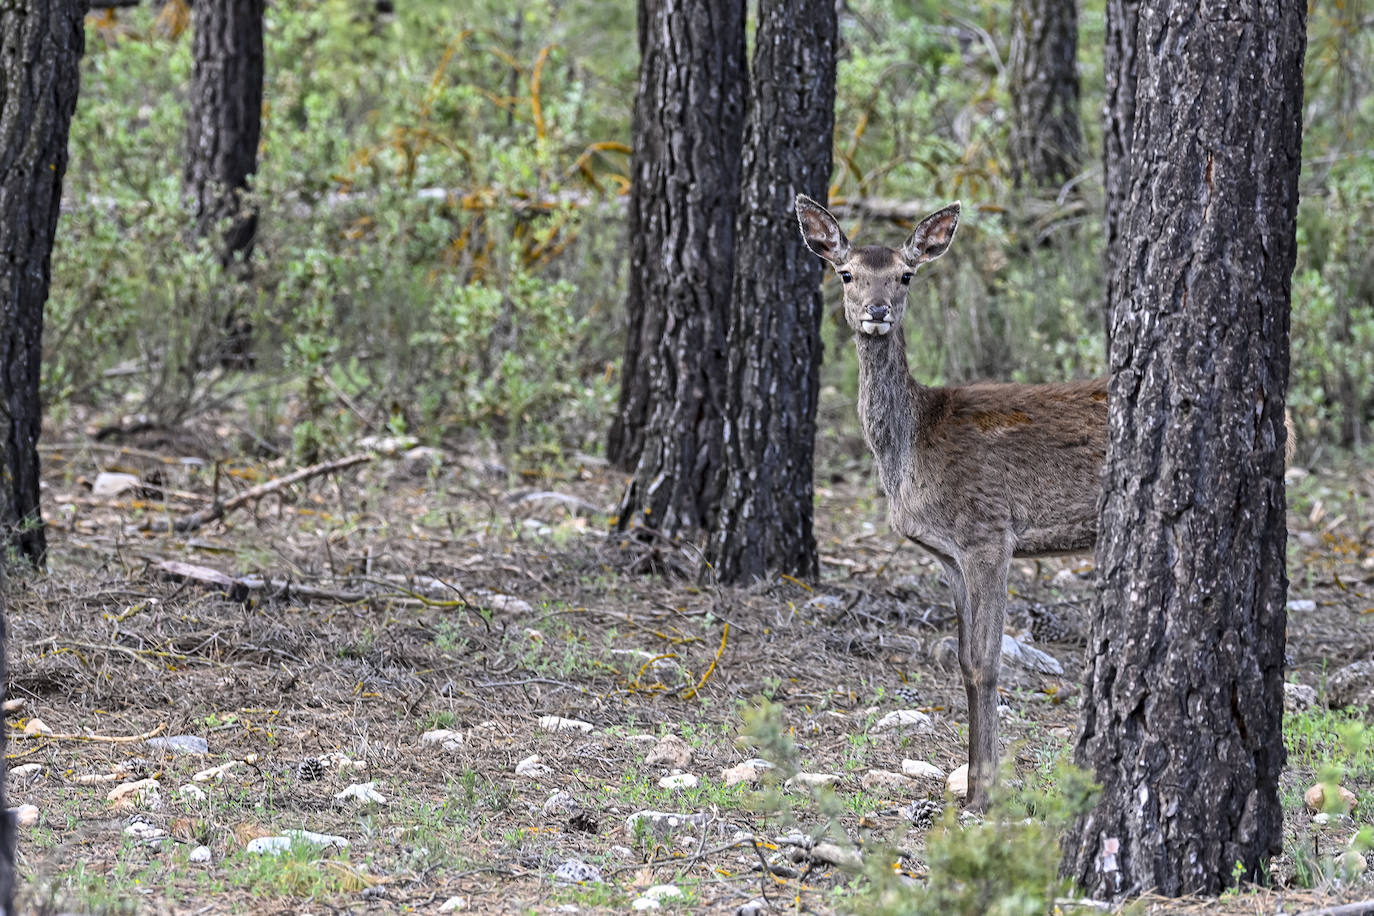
(902, 202), (960, 266)
(795, 194), (851, 264)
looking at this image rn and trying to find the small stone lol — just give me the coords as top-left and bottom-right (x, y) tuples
(438, 897), (467, 912)
(645, 734), (693, 769)
(515, 755), (551, 778)
(22, 718), (52, 738)
(124, 816), (166, 840)
(657, 772), (699, 790)
(1001, 634), (1064, 676)
(871, 710), (933, 735)
(1327, 660), (1374, 711)
(107, 778), (162, 809)
(8, 763), (42, 784)
(538, 716), (595, 734)
(145, 735), (209, 756)
(188, 845), (212, 864)
(901, 759), (946, 781)
(543, 791), (576, 815)
(787, 772), (841, 789)
(335, 782), (387, 806)
(722, 759), (774, 786)
(420, 729), (465, 751)
(473, 590), (533, 615)
(946, 764), (969, 800)
(625, 810), (709, 838)
(1304, 783), (1357, 814)
(92, 472), (141, 498)
(552, 859), (602, 885)
(1287, 598), (1317, 613)
(611, 844), (635, 858)
(644, 885), (685, 902)
(631, 899), (661, 911)
(178, 784), (208, 804)
(861, 769), (913, 793)
(1284, 682), (1318, 712)
(11, 805), (38, 828)
(1313, 812), (1331, 826)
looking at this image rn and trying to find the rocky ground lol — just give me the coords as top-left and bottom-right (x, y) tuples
(4, 422), (1372, 914)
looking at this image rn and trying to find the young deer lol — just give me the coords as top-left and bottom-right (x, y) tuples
(795, 195), (1108, 812)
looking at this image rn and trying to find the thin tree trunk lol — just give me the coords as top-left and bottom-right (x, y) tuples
(610, 0), (746, 532)
(606, 0), (746, 473)
(0, 0), (86, 569)
(1062, 0), (1304, 897)
(1008, 0), (1081, 188)
(1101, 0), (1139, 338)
(703, 0), (837, 584)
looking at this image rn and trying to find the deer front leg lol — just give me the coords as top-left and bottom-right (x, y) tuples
(952, 545), (1011, 813)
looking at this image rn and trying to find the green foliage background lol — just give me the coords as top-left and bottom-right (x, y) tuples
(49, 0), (1374, 462)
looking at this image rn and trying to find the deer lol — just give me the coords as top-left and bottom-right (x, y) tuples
(795, 194), (1109, 813)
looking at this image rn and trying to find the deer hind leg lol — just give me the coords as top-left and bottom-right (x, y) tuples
(950, 544), (1011, 813)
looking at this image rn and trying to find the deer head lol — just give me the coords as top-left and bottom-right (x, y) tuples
(795, 195), (960, 337)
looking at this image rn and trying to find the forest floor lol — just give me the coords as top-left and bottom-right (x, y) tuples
(6, 415), (1373, 915)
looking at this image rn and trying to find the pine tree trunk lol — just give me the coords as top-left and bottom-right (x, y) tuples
(607, 0), (747, 477)
(703, 0), (837, 584)
(1101, 0), (1139, 337)
(610, 0), (746, 531)
(185, 0), (264, 264)
(1062, 0), (1304, 897)
(0, 0), (86, 568)
(1008, 0), (1081, 188)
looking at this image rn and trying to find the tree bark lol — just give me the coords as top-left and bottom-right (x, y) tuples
(609, 0), (746, 533)
(1, 0), (86, 568)
(702, 0), (837, 584)
(605, 0), (746, 474)
(1101, 0), (1139, 338)
(1008, 0), (1081, 188)
(1062, 0), (1304, 898)
(185, 0), (263, 265)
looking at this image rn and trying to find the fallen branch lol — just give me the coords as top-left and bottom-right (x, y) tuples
(9, 723), (166, 744)
(141, 453), (372, 533)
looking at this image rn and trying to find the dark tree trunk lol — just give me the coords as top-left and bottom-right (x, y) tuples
(1101, 0), (1139, 337)
(702, 0), (837, 584)
(1062, 0), (1304, 898)
(607, 0), (747, 477)
(1008, 0), (1081, 188)
(1, 0), (85, 568)
(609, 0), (746, 532)
(185, 0), (263, 262)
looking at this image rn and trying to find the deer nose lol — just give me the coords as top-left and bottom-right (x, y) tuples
(868, 306), (889, 321)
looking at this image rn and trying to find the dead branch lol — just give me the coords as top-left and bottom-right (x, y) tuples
(140, 452), (372, 533)
(9, 722), (166, 744)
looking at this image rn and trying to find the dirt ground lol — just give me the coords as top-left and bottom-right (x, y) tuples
(5, 418), (1373, 915)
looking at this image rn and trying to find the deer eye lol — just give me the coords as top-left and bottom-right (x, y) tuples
(900, 273), (912, 286)
(839, 271), (853, 284)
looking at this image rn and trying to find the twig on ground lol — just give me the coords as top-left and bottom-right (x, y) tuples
(8, 722), (166, 744)
(680, 622), (728, 700)
(140, 452), (373, 533)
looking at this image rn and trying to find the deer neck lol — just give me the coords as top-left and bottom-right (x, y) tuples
(855, 325), (934, 496)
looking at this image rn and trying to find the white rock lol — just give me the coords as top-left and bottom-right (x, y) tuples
(1001, 634), (1064, 675)
(644, 885), (685, 902)
(901, 760), (946, 781)
(473, 590), (533, 615)
(515, 755), (551, 778)
(246, 836), (293, 855)
(334, 782), (387, 806)
(538, 716), (595, 734)
(722, 758), (774, 786)
(861, 769), (912, 793)
(178, 784), (208, 804)
(11, 805), (38, 827)
(124, 819), (165, 840)
(145, 735), (209, 755)
(787, 772), (841, 789)
(552, 859), (603, 885)
(189, 845), (212, 864)
(92, 472), (140, 498)
(420, 729), (465, 750)
(283, 829), (350, 848)
(1287, 598), (1317, 613)
(1314, 812), (1331, 826)
(8, 763), (43, 783)
(22, 718), (52, 738)
(657, 772), (699, 790)
(107, 778), (162, 809)
(645, 734), (693, 768)
(946, 764), (969, 800)
(631, 898), (661, 911)
(1284, 682), (1318, 711)
(871, 710), (933, 735)
(438, 897), (467, 912)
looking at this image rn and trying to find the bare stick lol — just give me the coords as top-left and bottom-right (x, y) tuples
(9, 723), (167, 744)
(141, 453), (372, 533)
